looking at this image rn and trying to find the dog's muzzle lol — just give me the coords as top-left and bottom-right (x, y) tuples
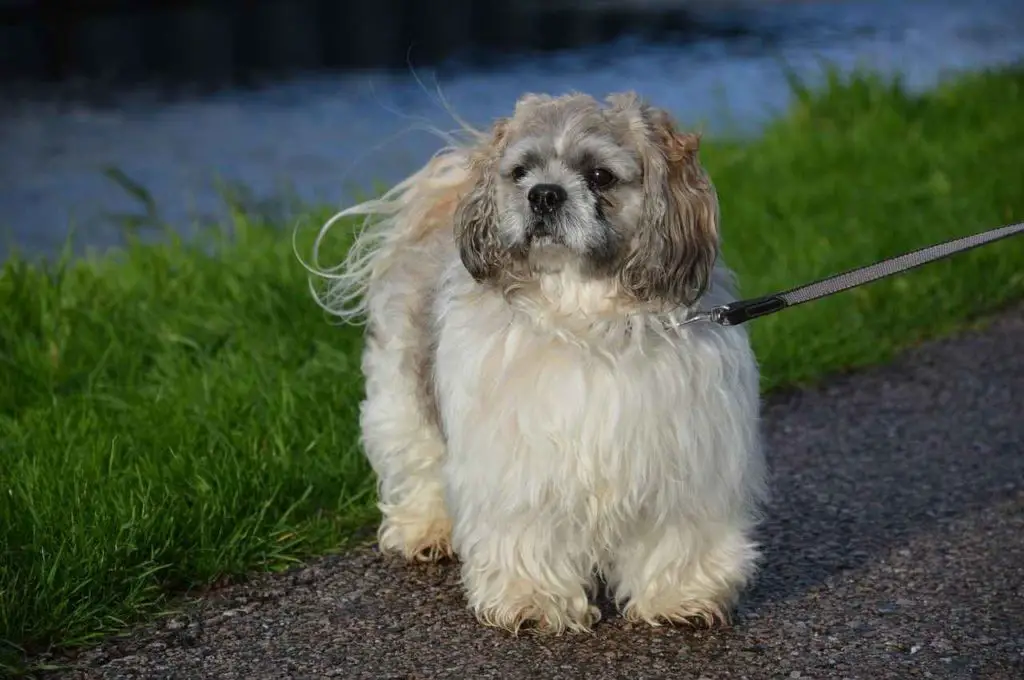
(526, 183), (567, 242)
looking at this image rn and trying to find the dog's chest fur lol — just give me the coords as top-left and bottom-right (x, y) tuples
(432, 262), (757, 534)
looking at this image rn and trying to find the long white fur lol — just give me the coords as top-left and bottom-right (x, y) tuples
(301, 116), (767, 635)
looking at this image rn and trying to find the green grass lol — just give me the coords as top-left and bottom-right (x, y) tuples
(2, 66), (1023, 668)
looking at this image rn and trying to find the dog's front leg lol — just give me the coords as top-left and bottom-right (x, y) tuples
(451, 513), (600, 635)
(608, 516), (760, 627)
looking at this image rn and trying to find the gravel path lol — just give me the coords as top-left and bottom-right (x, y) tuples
(47, 309), (1024, 679)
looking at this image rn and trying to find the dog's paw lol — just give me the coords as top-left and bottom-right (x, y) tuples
(377, 507), (453, 563)
(622, 597), (729, 628)
(474, 595), (600, 636)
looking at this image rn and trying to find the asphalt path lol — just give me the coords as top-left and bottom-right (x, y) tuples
(46, 307), (1024, 680)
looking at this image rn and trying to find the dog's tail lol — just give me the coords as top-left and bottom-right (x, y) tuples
(297, 131), (481, 325)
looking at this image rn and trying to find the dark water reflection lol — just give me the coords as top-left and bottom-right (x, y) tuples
(0, 0), (1021, 256)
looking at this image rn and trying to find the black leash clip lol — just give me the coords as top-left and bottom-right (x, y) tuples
(681, 295), (788, 328)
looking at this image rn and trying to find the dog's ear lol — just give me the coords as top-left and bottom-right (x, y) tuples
(454, 119), (510, 282)
(620, 106), (720, 307)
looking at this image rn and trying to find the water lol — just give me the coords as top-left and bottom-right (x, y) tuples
(1, 0), (1022, 257)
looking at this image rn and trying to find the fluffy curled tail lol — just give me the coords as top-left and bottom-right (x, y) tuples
(295, 136), (480, 325)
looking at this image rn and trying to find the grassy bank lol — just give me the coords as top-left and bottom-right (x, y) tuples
(2, 67), (1023, 666)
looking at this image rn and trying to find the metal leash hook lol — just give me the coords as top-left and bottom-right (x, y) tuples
(677, 295), (786, 327)
(681, 221), (1024, 328)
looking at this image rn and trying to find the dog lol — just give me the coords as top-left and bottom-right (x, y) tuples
(304, 91), (767, 634)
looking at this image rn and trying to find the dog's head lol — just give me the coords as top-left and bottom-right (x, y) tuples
(454, 91), (720, 308)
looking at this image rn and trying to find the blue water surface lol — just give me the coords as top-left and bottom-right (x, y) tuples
(0, 0), (1021, 256)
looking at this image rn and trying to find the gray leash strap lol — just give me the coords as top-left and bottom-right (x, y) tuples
(684, 221), (1024, 327)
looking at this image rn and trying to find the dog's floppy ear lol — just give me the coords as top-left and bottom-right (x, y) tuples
(620, 105), (720, 307)
(454, 119), (510, 282)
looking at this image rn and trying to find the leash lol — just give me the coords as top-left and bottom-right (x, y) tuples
(680, 221), (1024, 328)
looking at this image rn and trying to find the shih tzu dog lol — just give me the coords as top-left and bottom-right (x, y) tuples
(304, 91), (766, 634)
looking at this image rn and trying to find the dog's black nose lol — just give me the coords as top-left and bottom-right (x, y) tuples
(528, 184), (567, 215)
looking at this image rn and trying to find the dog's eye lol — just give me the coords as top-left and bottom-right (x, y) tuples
(510, 166), (528, 183)
(587, 168), (616, 190)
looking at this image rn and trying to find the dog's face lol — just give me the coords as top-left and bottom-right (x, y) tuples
(454, 92), (720, 307)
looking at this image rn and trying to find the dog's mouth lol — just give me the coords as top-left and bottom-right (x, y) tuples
(526, 220), (561, 247)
